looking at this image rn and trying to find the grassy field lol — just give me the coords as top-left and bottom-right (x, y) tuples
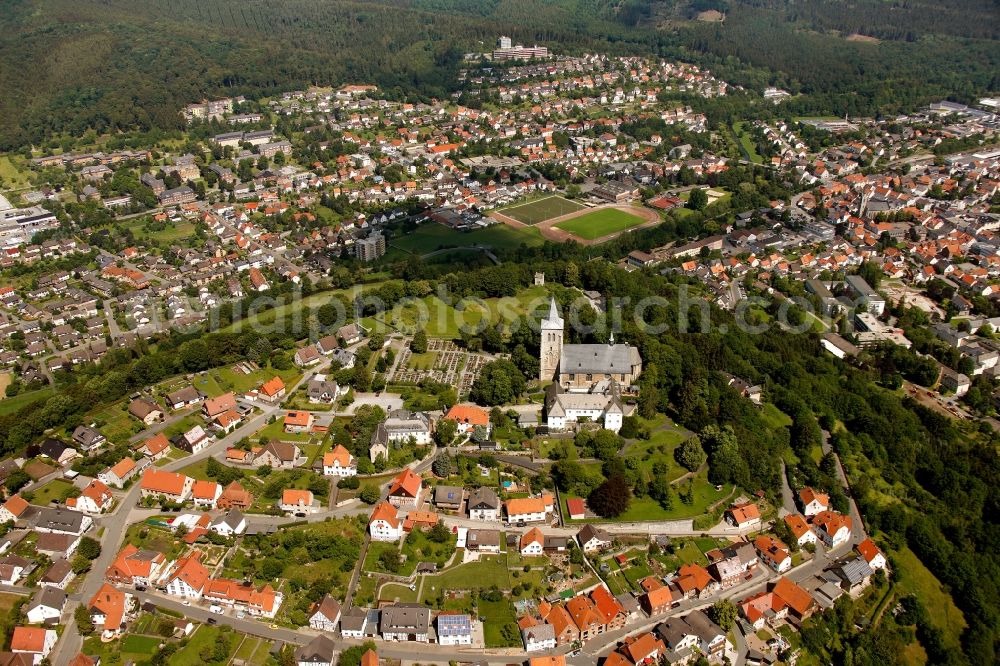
(501, 195), (586, 225)
(0, 386), (55, 416)
(0, 155), (31, 188)
(479, 598), (520, 647)
(29, 478), (76, 505)
(170, 625), (239, 666)
(389, 222), (542, 255)
(407, 351), (438, 370)
(555, 208), (646, 240)
(892, 546), (966, 651)
(733, 121), (764, 164)
(362, 284), (552, 339)
(211, 363), (300, 394)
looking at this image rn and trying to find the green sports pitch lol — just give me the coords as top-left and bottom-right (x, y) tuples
(500, 195), (586, 225)
(554, 208), (647, 240)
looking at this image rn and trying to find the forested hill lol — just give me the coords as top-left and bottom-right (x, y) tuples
(1, 0), (998, 150)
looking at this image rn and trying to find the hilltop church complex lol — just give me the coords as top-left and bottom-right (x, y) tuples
(541, 298), (642, 433)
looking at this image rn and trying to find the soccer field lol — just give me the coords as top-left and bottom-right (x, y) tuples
(501, 195), (586, 225)
(554, 208), (647, 240)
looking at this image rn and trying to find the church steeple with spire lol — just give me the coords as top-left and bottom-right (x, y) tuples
(540, 297), (564, 382)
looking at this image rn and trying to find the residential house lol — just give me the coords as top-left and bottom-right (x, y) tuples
(520, 619), (556, 652)
(284, 411), (314, 434)
(465, 528), (501, 554)
(436, 614), (473, 646)
(139, 469), (193, 503)
(565, 594), (605, 641)
(164, 551), (210, 599)
(10, 627), (57, 664)
(725, 502), (761, 530)
(135, 433), (170, 460)
(165, 386), (205, 410)
(309, 595), (342, 632)
(655, 609), (727, 661)
(176, 425), (211, 454)
(739, 577), (815, 629)
(203, 579), (282, 618)
(379, 409), (433, 445)
(754, 535), (792, 573)
(39, 439), (77, 465)
(217, 482), (253, 510)
(812, 510), (853, 548)
(540, 602), (580, 646)
(99, 456), (147, 489)
(280, 489), (317, 515)
(203, 393), (237, 420)
(0, 495), (29, 524)
(783, 514), (817, 548)
(387, 468), (423, 507)
(66, 479), (113, 514)
(105, 544), (166, 588)
(0, 555), (28, 585)
(294, 345), (323, 368)
(432, 485), (464, 511)
(295, 636), (336, 666)
(209, 509), (247, 537)
(128, 398), (163, 425)
(672, 563), (718, 600)
(640, 586), (677, 617)
(467, 487), (500, 521)
(519, 527), (545, 555)
(590, 585), (628, 631)
(39, 559), (74, 589)
(577, 525), (612, 553)
(855, 538), (887, 571)
(368, 502), (402, 542)
(444, 405), (490, 435)
(255, 442), (300, 469)
(35, 533), (80, 559)
(88, 583), (132, 639)
(621, 632), (666, 665)
(191, 480), (223, 509)
(339, 607), (370, 639)
(831, 556), (874, 594)
(505, 497), (549, 524)
(322, 445), (356, 477)
(35, 508), (92, 535)
(26, 587), (66, 625)
(258, 376), (286, 404)
(798, 487), (829, 517)
(380, 604), (430, 642)
(336, 322), (366, 345)
(71, 426), (105, 452)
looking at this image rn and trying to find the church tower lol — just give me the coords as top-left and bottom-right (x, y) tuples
(540, 297), (564, 382)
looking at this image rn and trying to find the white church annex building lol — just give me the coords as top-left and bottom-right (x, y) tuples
(540, 297), (641, 433)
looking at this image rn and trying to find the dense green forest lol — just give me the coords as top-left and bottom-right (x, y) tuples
(1, 0), (998, 150)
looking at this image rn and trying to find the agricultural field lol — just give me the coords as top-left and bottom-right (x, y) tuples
(554, 207), (647, 240)
(501, 195), (586, 225)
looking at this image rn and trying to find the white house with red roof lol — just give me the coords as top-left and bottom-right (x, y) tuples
(811, 510), (853, 548)
(369, 501), (402, 542)
(66, 479), (113, 514)
(855, 538), (887, 570)
(798, 487), (830, 517)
